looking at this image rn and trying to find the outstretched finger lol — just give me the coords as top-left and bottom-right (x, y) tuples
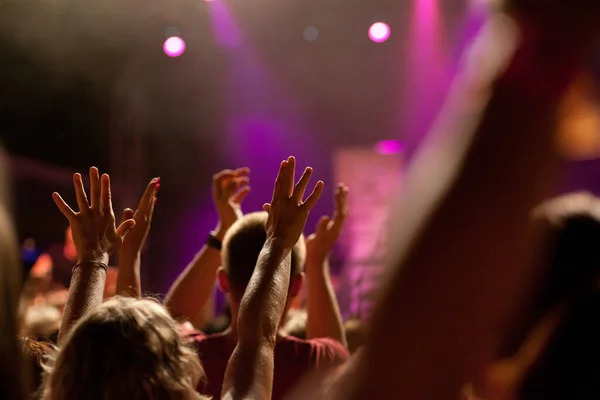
(316, 215), (330, 236)
(294, 167), (313, 204)
(52, 192), (76, 221)
(271, 160), (288, 205)
(89, 167), (101, 210)
(138, 178), (159, 215)
(263, 203), (271, 213)
(116, 219), (136, 238)
(303, 181), (324, 211)
(73, 173), (89, 212)
(331, 184), (349, 233)
(100, 174), (114, 216)
(232, 186), (251, 204)
(223, 177), (249, 199)
(233, 167), (251, 177)
(212, 170), (235, 199)
(287, 156), (296, 197)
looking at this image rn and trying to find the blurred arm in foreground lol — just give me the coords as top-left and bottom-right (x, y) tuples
(330, 3), (600, 399)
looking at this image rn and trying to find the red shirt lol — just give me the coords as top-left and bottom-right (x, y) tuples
(187, 331), (349, 400)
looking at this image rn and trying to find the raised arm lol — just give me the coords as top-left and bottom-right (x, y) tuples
(342, 7), (599, 400)
(164, 168), (250, 323)
(222, 157), (324, 400)
(53, 167), (135, 344)
(305, 183), (348, 347)
(116, 178), (159, 298)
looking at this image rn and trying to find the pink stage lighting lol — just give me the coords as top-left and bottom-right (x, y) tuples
(375, 140), (403, 155)
(369, 22), (391, 43)
(163, 36), (186, 57)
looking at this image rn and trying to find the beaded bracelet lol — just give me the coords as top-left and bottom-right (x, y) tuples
(72, 261), (108, 274)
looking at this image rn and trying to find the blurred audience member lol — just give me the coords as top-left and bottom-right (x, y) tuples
(343, 319), (365, 355)
(167, 160), (348, 399)
(22, 305), (60, 338)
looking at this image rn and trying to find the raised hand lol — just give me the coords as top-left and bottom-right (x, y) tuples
(120, 178), (159, 256)
(52, 167), (135, 264)
(213, 167), (251, 239)
(263, 156), (324, 249)
(306, 183), (349, 265)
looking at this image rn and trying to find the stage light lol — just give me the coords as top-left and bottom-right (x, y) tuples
(163, 36), (186, 57)
(303, 26), (319, 42)
(369, 22), (391, 43)
(375, 140), (403, 155)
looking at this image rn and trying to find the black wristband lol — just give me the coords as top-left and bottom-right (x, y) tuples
(206, 233), (223, 251)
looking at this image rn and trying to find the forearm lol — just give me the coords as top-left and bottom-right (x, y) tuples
(163, 245), (221, 322)
(352, 17), (585, 399)
(222, 341), (275, 400)
(116, 251), (141, 298)
(237, 240), (291, 342)
(306, 260), (346, 346)
(223, 240), (291, 399)
(58, 258), (107, 344)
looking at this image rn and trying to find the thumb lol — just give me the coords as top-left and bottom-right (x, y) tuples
(121, 208), (135, 225)
(116, 219), (136, 238)
(263, 203), (271, 213)
(316, 216), (330, 236)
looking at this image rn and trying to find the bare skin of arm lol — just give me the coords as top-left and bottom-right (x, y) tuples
(116, 178), (159, 298)
(305, 184), (348, 347)
(222, 157), (324, 400)
(53, 168), (135, 344)
(164, 168), (250, 323)
(337, 10), (598, 400)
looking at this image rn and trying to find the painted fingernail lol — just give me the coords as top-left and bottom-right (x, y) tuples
(153, 197), (158, 205)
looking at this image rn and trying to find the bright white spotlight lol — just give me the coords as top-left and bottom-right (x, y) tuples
(163, 36), (186, 57)
(369, 22), (391, 43)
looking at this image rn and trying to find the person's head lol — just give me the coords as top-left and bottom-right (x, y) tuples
(21, 337), (55, 394)
(344, 319), (366, 354)
(218, 211), (306, 319)
(516, 193), (600, 398)
(22, 305), (61, 338)
(42, 297), (208, 400)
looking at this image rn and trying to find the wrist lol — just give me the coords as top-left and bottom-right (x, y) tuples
(264, 237), (294, 253)
(213, 223), (229, 241)
(77, 252), (109, 265)
(119, 248), (141, 261)
(306, 254), (328, 268)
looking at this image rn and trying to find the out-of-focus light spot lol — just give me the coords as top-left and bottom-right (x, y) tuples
(163, 36), (186, 57)
(303, 26), (319, 42)
(369, 22), (391, 43)
(375, 140), (403, 155)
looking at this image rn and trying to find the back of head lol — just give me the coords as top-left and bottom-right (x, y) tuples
(0, 148), (28, 399)
(21, 337), (55, 394)
(43, 297), (207, 400)
(222, 211), (306, 294)
(520, 194), (600, 398)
